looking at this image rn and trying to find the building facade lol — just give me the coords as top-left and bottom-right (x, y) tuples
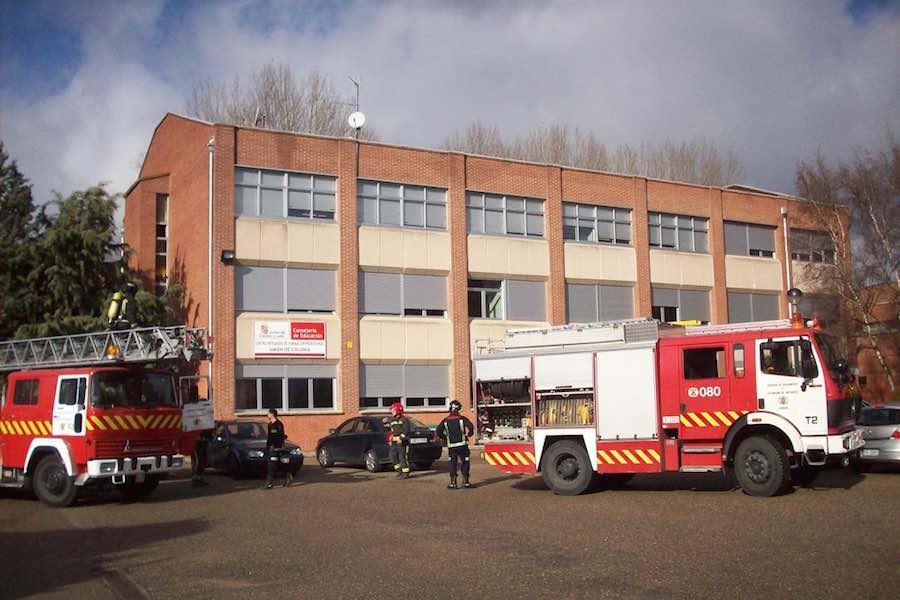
(125, 113), (838, 449)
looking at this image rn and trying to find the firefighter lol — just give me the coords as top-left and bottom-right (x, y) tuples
(386, 402), (412, 479)
(435, 400), (475, 489)
(264, 408), (291, 489)
(107, 282), (137, 330)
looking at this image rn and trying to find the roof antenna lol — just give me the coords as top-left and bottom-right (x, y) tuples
(347, 76), (365, 140)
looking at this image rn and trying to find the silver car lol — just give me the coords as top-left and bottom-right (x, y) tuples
(854, 403), (900, 470)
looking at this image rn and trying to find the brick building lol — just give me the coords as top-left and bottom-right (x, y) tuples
(125, 113), (839, 450)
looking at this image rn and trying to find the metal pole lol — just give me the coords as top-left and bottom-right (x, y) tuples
(207, 138), (215, 396)
(781, 207), (793, 315)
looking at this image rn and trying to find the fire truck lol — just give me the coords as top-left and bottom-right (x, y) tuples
(0, 326), (212, 507)
(473, 311), (864, 497)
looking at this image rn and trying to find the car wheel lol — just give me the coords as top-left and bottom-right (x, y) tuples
(412, 462), (433, 471)
(364, 449), (381, 473)
(734, 435), (791, 497)
(317, 446), (334, 468)
(33, 454), (78, 508)
(541, 440), (593, 496)
(227, 454), (242, 479)
(118, 476), (160, 501)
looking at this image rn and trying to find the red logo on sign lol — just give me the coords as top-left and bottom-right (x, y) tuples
(291, 322), (325, 340)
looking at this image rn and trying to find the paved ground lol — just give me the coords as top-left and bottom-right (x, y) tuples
(1, 458), (898, 600)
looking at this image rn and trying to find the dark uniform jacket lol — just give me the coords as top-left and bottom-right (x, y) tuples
(267, 419), (286, 449)
(435, 414), (474, 448)
(387, 415), (412, 445)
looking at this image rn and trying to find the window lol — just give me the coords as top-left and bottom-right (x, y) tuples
(648, 212), (708, 253)
(359, 364), (449, 410)
(857, 408), (900, 426)
(235, 266), (336, 313)
(733, 343), (745, 376)
(13, 379), (39, 405)
(727, 292), (780, 323)
(562, 203), (631, 245)
(467, 279), (546, 321)
(358, 180), (446, 229)
(651, 287), (710, 323)
(235, 364), (336, 412)
(724, 221), (775, 257)
(790, 229), (835, 263)
(358, 272), (447, 316)
(466, 192), (544, 237)
(155, 194), (168, 294)
(566, 283), (634, 323)
(335, 419), (357, 434)
(759, 340), (817, 378)
(58, 378), (87, 406)
(683, 348), (726, 379)
(235, 167), (337, 221)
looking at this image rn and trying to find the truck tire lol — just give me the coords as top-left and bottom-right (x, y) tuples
(364, 449), (381, 473)
(118, 476), (160, 501)
(734, 435), (792, 497)
(33, 454), (78, 508)
(541, 440), (593, 496)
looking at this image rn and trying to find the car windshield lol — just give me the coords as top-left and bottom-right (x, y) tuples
(857, 408), (900, 426)
(227, 422), (267, 439)
(91, 372), (176, 409)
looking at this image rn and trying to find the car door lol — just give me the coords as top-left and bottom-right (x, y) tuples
(208, 424), (232, 468)
(756, 336), (827, 436)
(679, 344), (731, 439)
(343, 419), (377, 465)
(52, 376), (88, 437)
(329, 419), (358, 462)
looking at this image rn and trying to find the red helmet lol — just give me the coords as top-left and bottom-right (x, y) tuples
(390, 402), (404, 414)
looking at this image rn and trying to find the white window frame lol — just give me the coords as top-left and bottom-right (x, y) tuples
(155, 194), (168, 294)
(466, 191), (545, 238)
(467, 279), (505, 320)
(234, 376), (338, 414)
(235, 166), (337, 222)
(562, 202), (632, 245)
(648, 212), (709, 253)
(357, 180), (447, 229)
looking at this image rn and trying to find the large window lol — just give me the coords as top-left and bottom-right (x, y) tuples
(563, 203), (631, 245)
(235, 266), (336, 313)
(566, 283), (634, 323)
(724, 221), (775, 257)
(358, 180), (446, 229)
(648, 212), (708, 253)
(467, 279), (545, 321)
(466, 192), (544, 237)
(235, 167), (337, 220)
(358, 272), (447, 316)
(235, 364), (336, 412)
(760, 340), (817, 378)
(651, 287), (710, 323)
(727, 292), (780, 323)
(359, 364), (449, 410)
(155, 194), (168, 294)
(683, 348), (726, 379)
(790, 229), (835, 263)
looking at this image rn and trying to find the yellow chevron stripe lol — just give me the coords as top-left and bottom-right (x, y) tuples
(90, 416), (107, 431)
(610, 450), (628, 464)
(715, 411), (732, 426)
(44, 420), (51, 432)
(502, 451), (518, 466)
(114, 415), (130, 430)
(84, 419), (94, 432)
(146, 414), (160, 428)
(174, 414), (182, 428)
(125, 415), (140, 430)
(0, 421), (7, 435)
(513, 451), (529, 465)
(166, 414), (178, 429)
(688, 413), (707, 427)
(157, 414), (170, 429)
(103, 415), (118, 430)
(27, 421), (40, 435)
(634, 449), (653, 464)
(138, 414), (153, 428)
(728, 411), (740, 420)
(680, 415), (693, 427)
(12, 421), (24, 435)
(621, 449), (641, 464)
(492, 452), (507, 466)
(648, 449), (661, 463)
(525, 451), (536, 464)
(483, 453), (496, 466)
(598, 450), (615, 464)
(701, 412), (719, 427)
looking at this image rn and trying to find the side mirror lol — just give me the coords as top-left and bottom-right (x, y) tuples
(328, 428), (336, 435)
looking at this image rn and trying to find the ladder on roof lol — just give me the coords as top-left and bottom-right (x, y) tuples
(0, 327), (210, 372)
(681, 319), (792, 336)
(472, 318), (660, 355)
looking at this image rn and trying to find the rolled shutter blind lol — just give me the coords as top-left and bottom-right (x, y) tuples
(360, 364), (403, 397)
(286, 268), (335, 312)
(284, 364), (336, 379)
(651, 287), (678, 307)
(359, 272), (401, 315)
(506, 280), (546, 321)
(727, 292), (753, 323)
(679, 289), (710, 322)
(599, 285), (634, 320)
(724, 221), (748, 256)
(751, 293), (779, 321)
(405, 365), (449, 397)
(236, 364), (284, 378)
(403, 274), (447, 311)
(566, 283), (598, 323)
(748, 224), (776, 253)
(235, 266), (283, 312)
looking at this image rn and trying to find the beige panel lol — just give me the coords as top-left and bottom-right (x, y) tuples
(358, 227), (451, 273)
(469, 319), (549, 350)
(258, 221), (287, 263)
(359, 317), (453, 363)
(234, 218), (260, 261)
(792, 261), (835, 294)
(286, 221), (340, 267)
(467, 235), (550, 278)
(564, 243), (638, 283)
(235, 313), (341, 360)
(725, 256), (783, 291)
(649, 250), (714, 287)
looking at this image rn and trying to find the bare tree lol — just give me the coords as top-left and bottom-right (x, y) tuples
(186, 64), (377, 139)
(441, 122), (745, 186)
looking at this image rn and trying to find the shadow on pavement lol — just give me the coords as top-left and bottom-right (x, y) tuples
(0, 518), (208, 598)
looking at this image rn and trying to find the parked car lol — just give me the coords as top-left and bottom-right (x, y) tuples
(316, 415), (442, 472)
(198, 420), (304, 478)
(853, 403), (900, 470)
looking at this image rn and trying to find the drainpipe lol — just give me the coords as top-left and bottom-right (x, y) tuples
(781, 207), (793, 314)
(207, 137), (215, 397)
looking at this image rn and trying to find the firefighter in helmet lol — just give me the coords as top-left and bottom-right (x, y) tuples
(107, 282), (138, 330)
(386, 402), (412, 479)
(435, 400), (475, 489)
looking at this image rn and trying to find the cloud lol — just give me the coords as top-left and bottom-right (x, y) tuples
(1, 0), (898, 229)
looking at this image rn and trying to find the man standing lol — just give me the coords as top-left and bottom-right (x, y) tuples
(435, 400), (475, 489)
(264, 408), (292, 489)
(386, 402), (412, 479)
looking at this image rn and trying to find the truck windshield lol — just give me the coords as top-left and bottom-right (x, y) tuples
(814, 333), (842, 374)
(91, 372), (177, 409)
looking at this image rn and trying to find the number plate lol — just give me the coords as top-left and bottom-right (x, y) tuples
(409, 438), (427, 444)
(860, 449), (879, 457)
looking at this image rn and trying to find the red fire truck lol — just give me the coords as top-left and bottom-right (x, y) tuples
(0, 327), (211, 507)
(473, 311), (864, 497)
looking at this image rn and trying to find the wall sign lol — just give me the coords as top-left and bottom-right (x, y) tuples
(254, 321), (326, 357)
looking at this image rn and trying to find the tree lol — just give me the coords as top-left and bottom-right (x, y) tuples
(794, 134), (899, 399)
(186, 64), (378, 140)
(441, 121), (745, 186)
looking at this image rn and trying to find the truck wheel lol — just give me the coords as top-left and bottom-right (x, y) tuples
(33, 454), (78, 508)
(118, 476), (160, 501)
(734, 435), (792, 497)
(364, 449), (381, 473)
(317, 446), (334, 468)
(541, 440), (593, 496)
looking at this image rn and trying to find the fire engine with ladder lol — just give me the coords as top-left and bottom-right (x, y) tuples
(0, 326), (213, 507)
(473, 305), (864, 497)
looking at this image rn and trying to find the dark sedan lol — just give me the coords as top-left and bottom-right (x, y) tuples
(197, 421), (304, 478)
(316, 415), (442, 472)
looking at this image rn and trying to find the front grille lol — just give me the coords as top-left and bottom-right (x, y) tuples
(94, 438), (175, 458)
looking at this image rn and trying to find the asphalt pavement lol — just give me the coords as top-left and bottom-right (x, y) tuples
(1, 458), (898, 600)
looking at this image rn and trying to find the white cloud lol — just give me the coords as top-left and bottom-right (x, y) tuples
(1, 0), (898, 228)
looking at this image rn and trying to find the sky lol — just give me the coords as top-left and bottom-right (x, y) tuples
(1, 0), (898, 224)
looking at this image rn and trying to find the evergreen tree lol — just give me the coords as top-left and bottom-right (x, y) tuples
(0, 142), (38, 338)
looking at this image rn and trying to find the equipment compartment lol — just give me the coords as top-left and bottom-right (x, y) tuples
(475, 378), (533, 443)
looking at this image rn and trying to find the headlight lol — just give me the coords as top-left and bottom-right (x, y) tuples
(248, 450), (265, 458)
(290, 448), (303, 456)
(100, 461), (116, 474)
(171, 456), (184, 468)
